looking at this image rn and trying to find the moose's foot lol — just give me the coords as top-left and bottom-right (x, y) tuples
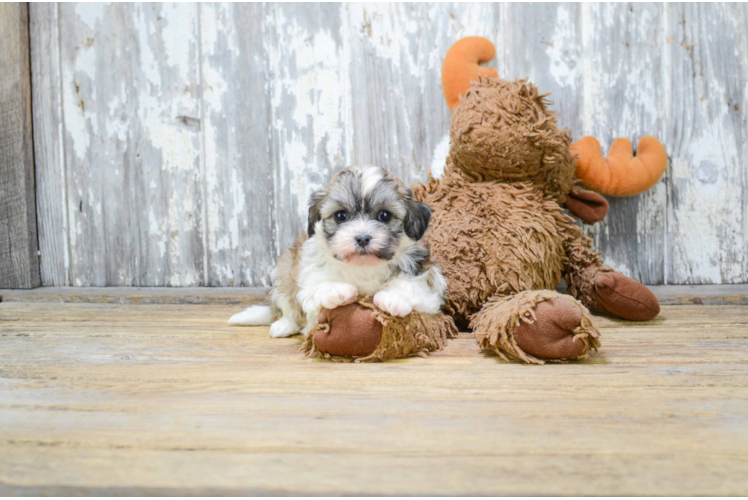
(471, 290), (601, 364)
(594, 271), (660, 321)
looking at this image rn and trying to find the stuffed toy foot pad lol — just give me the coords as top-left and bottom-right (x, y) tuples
(472, 290), (601, 365)
(313, 303), (383, 357)
(594, 271), (660, 321)
(513, 298), (591, 359)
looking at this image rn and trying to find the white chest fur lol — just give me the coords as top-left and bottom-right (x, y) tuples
(297, 235), (395, 296)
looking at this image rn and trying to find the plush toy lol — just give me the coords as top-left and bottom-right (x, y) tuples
(302, 299), (457, 362)
(306, 36), (666, 364)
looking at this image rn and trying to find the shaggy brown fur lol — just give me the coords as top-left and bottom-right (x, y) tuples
(406, 75), (658, 364)
(411, 166), (607, 364)
(449, 77), (576, 202)
(413, 168), (604, 322)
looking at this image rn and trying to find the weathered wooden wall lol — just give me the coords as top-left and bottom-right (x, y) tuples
(28, 3), (748, 287)
(0, 2), (40, 289)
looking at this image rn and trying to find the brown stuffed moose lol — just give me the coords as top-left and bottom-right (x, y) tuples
(305, 37), (666, 364)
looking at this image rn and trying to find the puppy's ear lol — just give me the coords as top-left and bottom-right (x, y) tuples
(307, 190), (324, 236)
(404, 201), (432, 241)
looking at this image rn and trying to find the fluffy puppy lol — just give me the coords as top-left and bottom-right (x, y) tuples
(228, 165), (447, 337)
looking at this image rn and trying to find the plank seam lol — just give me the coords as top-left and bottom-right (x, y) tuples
(196, 3), (210, 286)
(661, 1), (669, 286)
(25, 2), (44, 287)
(55, 2), (71, 286)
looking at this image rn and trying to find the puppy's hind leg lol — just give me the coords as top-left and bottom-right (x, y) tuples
(228, 302), (300, 337)
(228, 304), (274, 326)
(270, 316), (301, 338)
(268, 287), (303, 338)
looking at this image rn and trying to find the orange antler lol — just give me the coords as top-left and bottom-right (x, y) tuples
(442, 37), (499, 111)
(571, 136), (668, 197)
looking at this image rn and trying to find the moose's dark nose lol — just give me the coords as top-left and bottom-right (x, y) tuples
(355, 235), (372, 248)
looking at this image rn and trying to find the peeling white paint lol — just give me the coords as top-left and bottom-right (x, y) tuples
(74, 3), (105, 30)
(545, 6), (579, 89)
(429, 133), (450, 179)
(199, 2), (229, 261)
(266, 5), (351, 226)
(347, 4), (420, 78)
(63, 48), (98, 161)
(663, 3), (747, 284)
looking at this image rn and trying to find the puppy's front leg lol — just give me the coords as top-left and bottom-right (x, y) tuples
(373, 280), (415, 317)
(297, 282), (359, 334)
(314, 282), (359, 309)
(374, 271), (445, 317)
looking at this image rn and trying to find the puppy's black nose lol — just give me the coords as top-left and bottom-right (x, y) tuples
(355, 235), (372, 248)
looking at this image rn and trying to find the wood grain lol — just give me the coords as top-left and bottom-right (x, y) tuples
(1, 301), (747, 495)
(29, 3), (68, 287)
(25, 3), (748, 287)
(56, 3), (205, 286)
(199, 3), (275, 287)
(664, 3), (747, 284)
(0, 2), (40, 289)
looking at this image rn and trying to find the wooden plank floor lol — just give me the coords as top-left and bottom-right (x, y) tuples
(1, 301), (747, 495)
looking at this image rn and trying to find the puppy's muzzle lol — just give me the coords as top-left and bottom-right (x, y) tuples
(355, 234), (372, 248)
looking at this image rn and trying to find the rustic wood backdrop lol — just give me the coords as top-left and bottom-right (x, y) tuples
(28, 2), (748, 287)
(0, 3), (39, 288)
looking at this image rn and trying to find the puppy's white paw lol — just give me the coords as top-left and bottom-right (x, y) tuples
(373, 290), (413, 317)
(316, 282), (359, 310)
(269, 317), (300, 338)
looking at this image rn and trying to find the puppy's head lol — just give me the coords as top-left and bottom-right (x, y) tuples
(308, 165), (431, 266)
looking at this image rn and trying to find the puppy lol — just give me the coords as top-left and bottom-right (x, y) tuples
(228, 165), (447, 337)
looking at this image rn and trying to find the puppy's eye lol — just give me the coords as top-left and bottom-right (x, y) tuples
(377, 210), (392, 223)
(334, 211), (349, 223)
